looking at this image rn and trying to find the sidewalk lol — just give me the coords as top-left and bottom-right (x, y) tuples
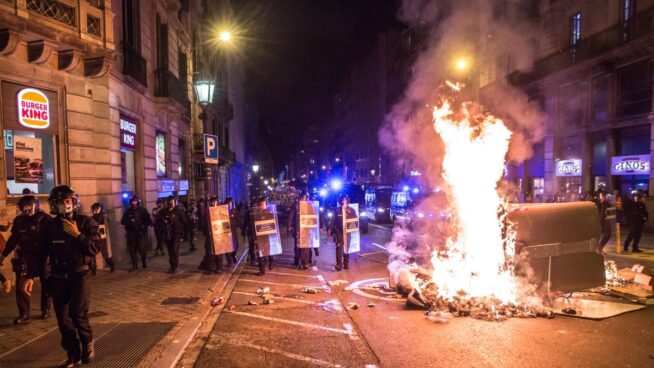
(0, 234), (244, 368)
(602, 229), (654, 270)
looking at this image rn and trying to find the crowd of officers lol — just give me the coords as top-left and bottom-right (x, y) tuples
(595, 190), (649, 253)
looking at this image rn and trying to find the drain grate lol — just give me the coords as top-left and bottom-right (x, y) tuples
(0, 322), (175, 368)
(161, 296), (200, 305)
(88, 310), (109, 318)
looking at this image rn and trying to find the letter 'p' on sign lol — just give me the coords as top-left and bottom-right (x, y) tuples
(204, 134), (219, 164)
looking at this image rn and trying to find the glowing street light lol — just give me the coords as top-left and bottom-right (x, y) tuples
(219, 31), (232, 42)
(263, 179), (269, 185)
(252, 164), (259, 173)
(455, 58), (467, 71)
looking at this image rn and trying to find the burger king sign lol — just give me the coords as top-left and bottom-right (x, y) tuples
(17, 88), (50, 129)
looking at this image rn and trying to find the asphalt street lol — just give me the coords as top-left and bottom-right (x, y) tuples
(189, 223), (654, 368)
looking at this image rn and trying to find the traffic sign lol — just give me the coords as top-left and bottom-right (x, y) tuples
(204, 134), (219, 164)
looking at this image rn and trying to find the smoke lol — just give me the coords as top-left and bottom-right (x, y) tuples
(380, 0), (546, 290)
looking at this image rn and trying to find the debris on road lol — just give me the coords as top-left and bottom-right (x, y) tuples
(248, 300), (258, 306)
(303, 287), (322, 294)
(561, 308), (577, 315)
(227, 305), (236, 311)
(347, 302), (359, 310)
(426, 310), (452, 323)
(367, 302), (376, 307)
(257, 287), (271, 295)
(318, 299), (343, 313)
(329, 280), (349, 286)
(262, 298), (274, 305)
(211, 297), (224, 306)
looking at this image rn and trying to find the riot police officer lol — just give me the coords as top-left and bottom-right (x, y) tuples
(90, 203), (115, 274)
(329, 194), (356, 271)
(225, 197), (240, 265)
(0, 195), (51, 324)
(156, 195), (187, 274)
(25, 185), (101, 367)
(242, 201), (257, 266)
(152, 199), (166, 255)
(288, 192), (309, 269)
(121, 195), (153, 272)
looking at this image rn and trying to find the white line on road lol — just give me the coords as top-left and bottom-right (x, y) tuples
(206, 338), (342, 367)
(359, 250), (387, 257)
(237, 278), (325, 288)
(371, 242), (388, 251)
(316, 275), (333, 293)
(343, 323), (359, 341)
(231, 291), (317, 305)
(261, 270), (320, 278)
(369, 223), (392, 231)
(226, 311), (353, 335)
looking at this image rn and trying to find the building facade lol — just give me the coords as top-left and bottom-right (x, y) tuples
(0, 0), (203, 261)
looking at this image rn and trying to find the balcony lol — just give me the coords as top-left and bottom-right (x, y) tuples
(511, 7), (654, 85)
(123, 46), (147, 87)
(155, 69), (191, 112)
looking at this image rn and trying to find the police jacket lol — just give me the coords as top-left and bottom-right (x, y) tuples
(329, 206), (357, 242)
(287, 203), (299, 238)
(241, 209), (254, 238)
(121, 206), (153, 234)
(626, 200), (649, 224)
(32, 213), (100, 278)
(229, 208), (241, 248)
(595, 201), (611, 223)
(156, 206), (187, 241)
(3, 211), (50, 261)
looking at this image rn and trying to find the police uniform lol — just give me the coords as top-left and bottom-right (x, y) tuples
(228, 207), (240, 263)
(241, 208), (257, 266)
(121, 205), (153, 270)
(34, 204), (100, 365)
(329, 205), (357, 270)
(3, 210), (51, 322)
(156, 203), (187, 273)
(287, 202), (309, 268)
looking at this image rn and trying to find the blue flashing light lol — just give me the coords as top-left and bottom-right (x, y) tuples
(122, 192), (129, 199)
(319, 189), (328, 198)
(402, 185), (410, 192)
(330, 179), (343, 191)
(412, 188), (420, 194)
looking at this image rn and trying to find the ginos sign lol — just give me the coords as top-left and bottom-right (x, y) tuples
(611, 155), (650, 176)
(556, 159), (582, 177)
(120, 118), (137, 150)
(17, 88), (50, 129)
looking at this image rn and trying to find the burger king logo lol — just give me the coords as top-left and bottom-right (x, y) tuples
(17, 88), (50, 129)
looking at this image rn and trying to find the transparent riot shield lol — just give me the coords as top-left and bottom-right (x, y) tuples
(209, 204), (233, 255)
(298, 200), (320, 249)
(253, 204), (282, 256)
(344, 203), (360, 254)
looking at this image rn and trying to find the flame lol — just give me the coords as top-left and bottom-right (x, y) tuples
(430, 98), (517, 302)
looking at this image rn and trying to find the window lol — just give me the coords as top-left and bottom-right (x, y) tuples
(559, 83), (585, 129)
(570, 12), (581, 45)
(156, 14), (168, 72)
(622, 0), (637, 40)
(178, 138), (186, 178)
(617, 60), (652, 117)
(122, 0), (141, 51)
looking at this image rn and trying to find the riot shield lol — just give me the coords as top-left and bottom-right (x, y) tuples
(253, 204), (282, 257)
(298, 200), (320, 249)
(209, 204), (233, 255)
(343, 203), (360, 254)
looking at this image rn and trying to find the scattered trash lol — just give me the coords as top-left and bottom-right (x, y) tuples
(257, 287), (271, 295)
(426, 310), (452, 323)
(248, 300), (258, 306)
(318, 299), (343, 313)
(227, 305), (236, 311)
(211, 297), (224, 307)
(303, 287), (321, 294)
(329, 280), (349, 286)
(262, 298), (274, 305)
(347, 302), (359, 310)
(561, 308), (577, 315)
(344, 287), (353, 291)
(367, 302), (376, 307)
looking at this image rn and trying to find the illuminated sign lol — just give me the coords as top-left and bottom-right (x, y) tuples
(156, 131), (166, 176)
(555, 159), (581, 177)
(120, 118), (137, 151)
(17, 88), (50, 129)
(611, 155), (650, 176)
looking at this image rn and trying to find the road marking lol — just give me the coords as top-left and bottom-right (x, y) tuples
(343, 323), (359, 341)
(226, 311), (353, 335)
(359, 250), (387, 257)
(348, 277), (406, 303)
(369, 223), (392, 231)
(206, 337), (342, 367)
(316, 275), (333, 293)
(371, 242), (388, 251)
(260, 270), (321, 278)
(237, 279), (325, 288)
(231, 291), (317, 305)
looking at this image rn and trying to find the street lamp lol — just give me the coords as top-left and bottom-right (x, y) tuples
(252, 164), (259, 173)
(194, 80), (215, 105)
(219, 31), (232, 42)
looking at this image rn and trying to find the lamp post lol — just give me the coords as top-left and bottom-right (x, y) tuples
(194, 78), (216, 197)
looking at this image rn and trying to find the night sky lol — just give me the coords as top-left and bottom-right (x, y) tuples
(233, 0), (399, 167)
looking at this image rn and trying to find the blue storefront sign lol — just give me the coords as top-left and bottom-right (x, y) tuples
(555, 159), (582, 177)
(611, 154), (650, 176)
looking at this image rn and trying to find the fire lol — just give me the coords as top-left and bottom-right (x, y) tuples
(430, 98), (517, 302)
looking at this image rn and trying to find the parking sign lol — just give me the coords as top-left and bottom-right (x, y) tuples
(204, 134), (219, 164)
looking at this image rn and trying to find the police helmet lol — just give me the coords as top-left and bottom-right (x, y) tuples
(339, 194), (350, 204)
(48, 185), (80, 215)
(224, 196), (234, 205)
(129, 195), (142, 206)
(91, 202), (104, 213)
(256, 196), (268, 204)
(17, 195), (39, 213)
(299, 191), (308, 200)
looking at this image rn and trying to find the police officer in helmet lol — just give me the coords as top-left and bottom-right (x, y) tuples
(25, 185), (101, 367)
(156, 195), (187, 273)
(121, 195), (153, 272)
(0, 195), (51, 324)
(329, 194), (352, 271)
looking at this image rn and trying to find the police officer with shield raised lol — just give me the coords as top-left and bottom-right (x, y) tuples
(329, 194), (360, 271)
(288, 192), (319, 270)
(0, 195), (51, 324)
(121, 195), (152, 272)
(247, 196), (282, 276)
(25, 185), (101, 367)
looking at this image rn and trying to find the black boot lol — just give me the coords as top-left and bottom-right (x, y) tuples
(60, 357), (82, 368)
(107, 258), (116, 273)
(81, 340), (95, 364)
(13, 315), (30, 325)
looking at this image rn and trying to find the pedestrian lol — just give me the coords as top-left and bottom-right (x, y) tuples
(25, 185), (101, 367)
(152, 199), (166, 256)
(187, 199), (198, 252)
(121, 195), (153, 272)
(0, 194), (52, 324)
(329, 194), (359, 271)
(156, 196), (187, 273)
(224, 197), (240, 265)
(288, 192), (310, 269)
(595, 191), (611, 253)
(90, 203), (115, 274)
(623, 192), (648, 253)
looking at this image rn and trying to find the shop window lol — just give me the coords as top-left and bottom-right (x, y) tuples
(617, 60), (652, 117)
(4, 130), (57, 195)
(570, 12), (582, 46)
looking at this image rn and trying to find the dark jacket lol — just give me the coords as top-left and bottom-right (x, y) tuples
(156, 206), (188, 242)
(3, 211), (50, 275)
(329, 206), (357, 244)
(596, 201), (611, 223)
(287, 203), (299, 239)
(33, 213), (101, 278)
(121, 206), (153, 234)
(626, 200), (648, 224)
